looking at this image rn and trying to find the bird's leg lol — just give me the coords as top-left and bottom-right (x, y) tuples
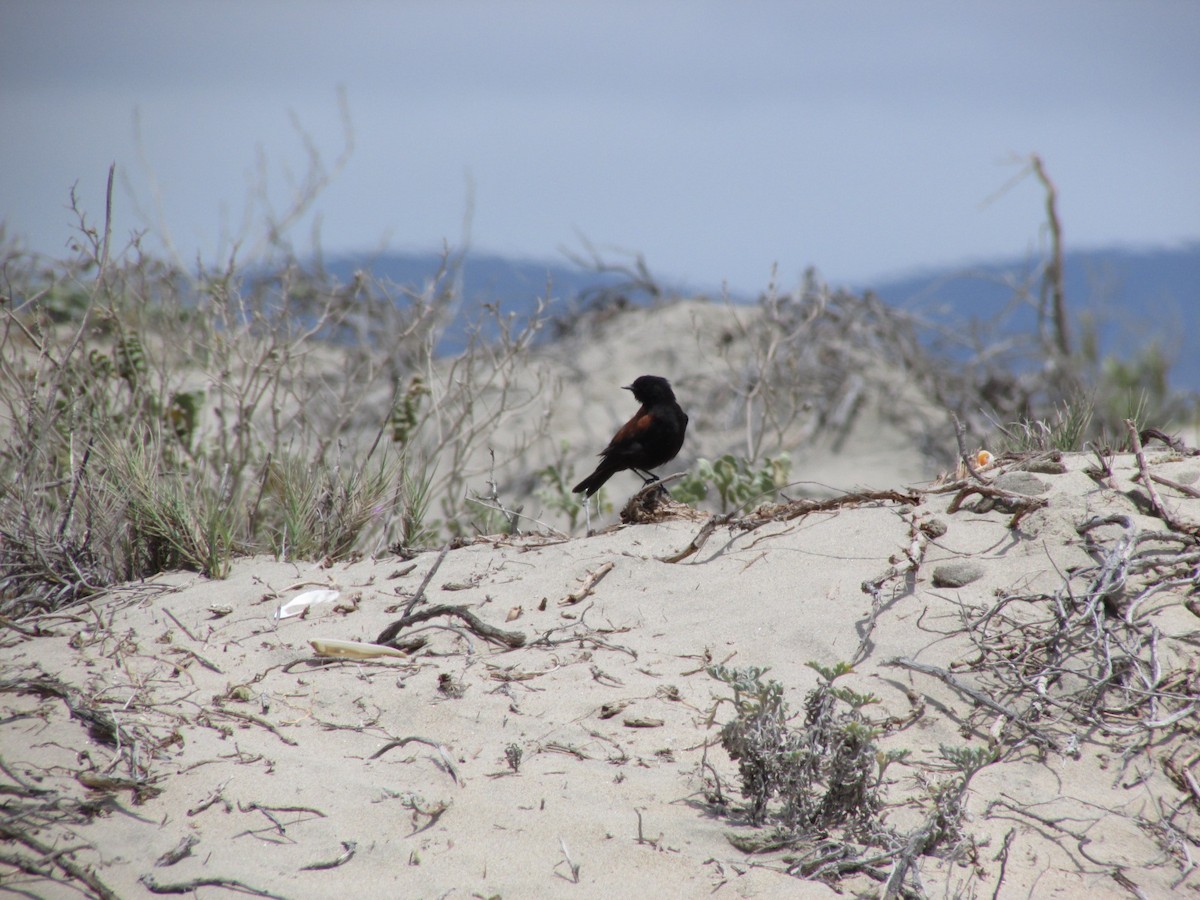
(634, 469), (660, 485)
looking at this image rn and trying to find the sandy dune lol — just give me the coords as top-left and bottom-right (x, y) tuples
(3, 442), (1198, 898)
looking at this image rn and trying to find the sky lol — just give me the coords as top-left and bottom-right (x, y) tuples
(2, 1), (1198, 293)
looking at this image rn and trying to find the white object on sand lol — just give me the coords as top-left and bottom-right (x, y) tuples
(276, 589), (341, 621)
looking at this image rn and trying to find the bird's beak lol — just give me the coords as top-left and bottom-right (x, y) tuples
(622, 384), (633, 391)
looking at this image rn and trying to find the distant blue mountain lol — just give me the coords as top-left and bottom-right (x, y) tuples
(322, 250), (639, 354)
(862, 244), (1200, 392)
(322, 244), (1200, 391)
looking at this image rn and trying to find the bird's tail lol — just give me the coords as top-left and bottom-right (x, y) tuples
(572, 465), (614, 498)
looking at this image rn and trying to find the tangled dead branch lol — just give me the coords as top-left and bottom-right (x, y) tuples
(938, 513), (1198, 754)
(375, 603), (526, 649)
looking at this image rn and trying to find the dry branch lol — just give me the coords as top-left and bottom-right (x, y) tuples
(884, 656), (1056, 749)
(741, 489), (921, 528)
(398, 544), (450, 621)
(0, 820), (119, 900)
(663, 490), (919, 565)
(139, 874), (288, 898)
(376, 603), (526, 649)
(1138, 427), (1200, 457)
(1127, 420), (1199, 536)
(660, 515), (726, 564)
(560, 561), (614, 606)
(208, 708), (298, 746)
(943, 481), (1048, 529)
(1030, 153), (1070, 358)
(369, 735), (460, 784)
(0, 673), (137, 750)
(300, 840), (358, 871)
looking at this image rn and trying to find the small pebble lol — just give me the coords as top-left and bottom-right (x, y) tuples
(932, 562), (985, 588)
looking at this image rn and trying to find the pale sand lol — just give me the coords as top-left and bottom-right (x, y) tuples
(3, 447), (1199, 898)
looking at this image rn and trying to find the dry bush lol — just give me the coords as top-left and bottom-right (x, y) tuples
(0, 184), (553, 615)
(708, 661), (994, 895)
(724, 270), (946, 465)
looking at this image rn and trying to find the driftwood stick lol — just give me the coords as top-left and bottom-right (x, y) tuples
(0, 822), (119, 900)
(209, 708), (298, 746)
(560, 562), (614, 606)
(399, 544), (450, 621)
(663, 489), (920, 564)
(370, 735), (460, 784)
(139, 874), (288, 898)
(1127, 420), (1197, 535)
(743, 490), (921, 528)
(885, 657), (1021, 720)
(1129, 421), (1171, 522)
(946, 482), (1048, 529)
(0, 673), (134, 749)
(376, 603), (525, 648)
(162, 607), (198, 643)
(1148, 472), (1200, 499)
(661, 516), (722, 564)
(300, 840), (358, 871)
(1139, 426), (1200, 456)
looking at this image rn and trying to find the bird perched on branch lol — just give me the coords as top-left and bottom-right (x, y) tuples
(572, 375), (688, 498)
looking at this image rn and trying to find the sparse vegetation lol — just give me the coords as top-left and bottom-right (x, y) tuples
(0, 174), (554, 616)
(674, 453), (790, 512)
(706, 661), (1000, 894)
(708, 661), (891, 831)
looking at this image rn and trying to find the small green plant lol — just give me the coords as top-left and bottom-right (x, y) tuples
(708, 662), (1000, 896)
(707, 659), (893, 831)
(885, 743), (998, 890)
(675, 453), (790, 512)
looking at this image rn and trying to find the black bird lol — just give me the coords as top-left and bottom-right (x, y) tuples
(572, 375), (688, 498)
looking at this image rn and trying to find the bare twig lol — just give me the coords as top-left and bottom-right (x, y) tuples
(884, 656), (1056, 748)
(1030, 153), (1069, 357)
(560, 561), (614, 606)
(398, 544), (450, 622)
(1139, 427), (1199, 457)
(370, 735), (460, 784)
(154, 835), (200, 868)
(951, 412), (987, 483)
(162, 607), (198, 643)
(1128, 420), (1198, 535)
(0, 821), (119, 900)
(1148, 472), (1200, 499)
(208, 708), (298, 746)
(139, 874), (289, 898)
(660, 515), (724, 564)
(663, 489), (919, 564)
(944, 481), (1048, 529)
(376, 603), (525, 649)
(301, 840), (357, 871)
